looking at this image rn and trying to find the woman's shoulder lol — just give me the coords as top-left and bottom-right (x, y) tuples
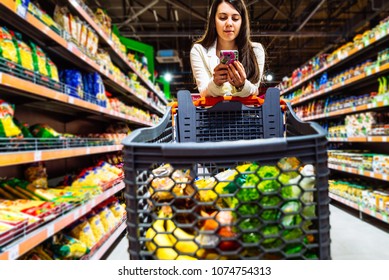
(251, 42), (264, 52)
(191, 43), (206, 52)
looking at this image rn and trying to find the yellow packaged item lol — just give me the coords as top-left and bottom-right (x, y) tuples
(0, 100), (22, 137)
(108, 200), (125, 220)
(98, 206), (116, 232)
(50, 233), (89, 259)
(0, 27), (18, 64)
(46, 57), (59, 81)
(69, 219), (97, 249)
(12, 33), (34, 71)
(30, 42), (48, 76)
(87, 213), (106, 242)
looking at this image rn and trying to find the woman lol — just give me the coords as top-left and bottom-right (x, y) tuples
(190, 0), (265, 97)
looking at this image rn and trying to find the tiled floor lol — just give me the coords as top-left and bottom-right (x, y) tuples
(106, 204), (389, 260)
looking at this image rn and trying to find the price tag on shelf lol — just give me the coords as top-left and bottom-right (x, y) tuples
(375, 66), (380, 73)
(384, 99), (389, 106)
(8, 245), (19, 260)
(90, 198), (96, 206)
(46, 224), (54, 237)
(99, 106), (104, 113)
(0, 72), (2, 83)
(70, 0), (79, 8)
(86, 147), (91, 155)
(80, 206), (87, 217)
(16, 3), (28, 19)
(372, 101), (378, 108)
(383, 214), (388, 223)
(383, 136), (388, 142)
(341, 165), (346, 172)
(69, 97), (74, 104)
(67, 43), (75, 52)
(108, 39), (113, 46)
(383, 174), (388, 181)
(34, 151), (42, 162)
(371, 210), (376, 217)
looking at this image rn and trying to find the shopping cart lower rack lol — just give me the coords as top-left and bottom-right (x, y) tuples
(122, 88), (330, 260)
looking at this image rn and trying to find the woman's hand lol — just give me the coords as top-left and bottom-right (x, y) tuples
(227, 61), (246, 89)
(213, 63), (229, 86)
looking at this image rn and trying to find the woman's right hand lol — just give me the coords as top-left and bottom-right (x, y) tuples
(213, 63), (229, 86)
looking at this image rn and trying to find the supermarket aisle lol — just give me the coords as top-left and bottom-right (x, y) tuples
(106, 205), (389, 260)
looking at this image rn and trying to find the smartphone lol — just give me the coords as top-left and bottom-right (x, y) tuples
(220, 50), (239, 65)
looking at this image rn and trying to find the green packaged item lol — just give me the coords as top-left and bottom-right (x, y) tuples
(30, 42), (48, 76)
(0, 100), (22, 137)
(46, 56), (59, 81)
(0, 27), (19, 64)
(13, 119), (33, 138)
(29, 123), (60, 138)
(12, 31), (34, 71)
(49, 233), (90, 259)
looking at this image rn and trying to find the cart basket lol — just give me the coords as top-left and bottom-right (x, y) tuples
(123, 88), (330, 260)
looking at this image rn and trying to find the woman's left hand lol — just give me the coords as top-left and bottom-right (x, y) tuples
(227, 61), (246, 88)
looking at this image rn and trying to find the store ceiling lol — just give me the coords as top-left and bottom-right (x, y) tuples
(89, 0), (389, 95)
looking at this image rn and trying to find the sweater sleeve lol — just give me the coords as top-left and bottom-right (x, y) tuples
(190, 44), (225, 97)
(231, 42), (265, 97)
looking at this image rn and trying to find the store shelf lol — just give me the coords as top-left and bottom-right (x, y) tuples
(68, 0), (167, 105)
(328, 136), (389, 142)
(0, 181), (125, 260)
(301, 99), (389, 121)
(291, 63), (389, 106)
(0, 144), (123, 167)
(328, 163), (389, 182)
(87, 221), (127, 260)
(280, 32), (389, 95)
(0, 72), (154, 126)
(329, 192), (389, 224)
(0, 0), (164, 116)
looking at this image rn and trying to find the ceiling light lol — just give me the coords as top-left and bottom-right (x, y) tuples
(164, 73), (172, 82)
(266, 74), (273, 81)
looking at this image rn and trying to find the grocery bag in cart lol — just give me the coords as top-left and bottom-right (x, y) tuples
(122, 87), (330, 260)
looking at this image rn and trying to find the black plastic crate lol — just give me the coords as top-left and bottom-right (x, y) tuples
(122, 88), (330, 260)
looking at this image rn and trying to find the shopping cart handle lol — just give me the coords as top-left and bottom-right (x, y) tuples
(194, 95), (287, 110)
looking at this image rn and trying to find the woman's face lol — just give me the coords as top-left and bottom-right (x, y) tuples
(215, 2), (242, 43)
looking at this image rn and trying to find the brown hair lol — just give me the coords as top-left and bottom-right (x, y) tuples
(195, 0), (261, 83)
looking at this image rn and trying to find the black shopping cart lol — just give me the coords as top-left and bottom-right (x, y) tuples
(122, 87), (330, 260)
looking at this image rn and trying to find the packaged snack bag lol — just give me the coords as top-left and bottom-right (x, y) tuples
(25, 162), (48, 189)
(0, 27), (19, 64)
(87, 212), (106, 242)
(13, 119), (33, 138)
(30, 42), (48, 76)
(61, 69), (83, 98)
(29, 123), (60, 138)
(69, 218), (97, 249)
(97, 206), (116, 232)
(46, 57), (59, 81)
(49, 233), (89, 259)
(0, 100), (22, 137)
(12, 32), (34, 71)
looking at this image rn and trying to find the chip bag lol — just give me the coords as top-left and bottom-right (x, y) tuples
(0, 100), (22, 137)
(87, 212), (106, 242)
(30, 42), (48, 76)
(0, 27), (19, 64)
(29, 123), (60, 138)
(12, 32), (34, 71)
(69, 218), (97, 249)
(49, 233), (89, 259)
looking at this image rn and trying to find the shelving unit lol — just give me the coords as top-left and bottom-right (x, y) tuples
(329, 193), (389, 224)
(280, 18), (389, 228)
(0, 181), (125, 260)
(0, 0), (167, 260)
(67, 0), (167, 104)
(0, 0), (165, 115)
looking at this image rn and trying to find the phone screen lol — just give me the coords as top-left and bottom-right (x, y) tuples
(220, 50), (239, 65)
